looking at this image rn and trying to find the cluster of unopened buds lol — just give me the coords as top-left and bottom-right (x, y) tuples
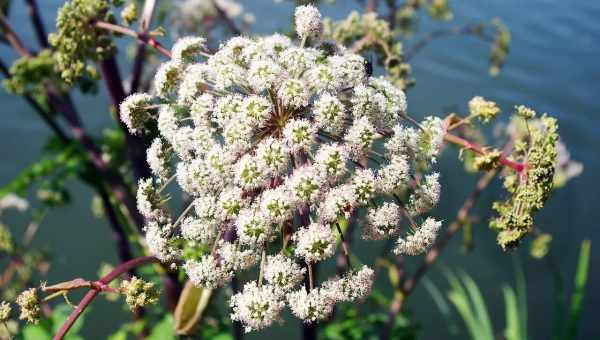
(121, 5), (446, 332)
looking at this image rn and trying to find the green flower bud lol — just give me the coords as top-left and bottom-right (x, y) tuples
(0, 301), (11, 323)
(530, 233), (552, 259)
(120, 276), (160, 310)
(16, 288), (41, 324)
(468, 96), (501, 123)
(120, 3), (137, 26)
(473, 149), (502, 171)
(515, 105), (536, 120)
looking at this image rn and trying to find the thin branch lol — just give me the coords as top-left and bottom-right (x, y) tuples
(44, 88), (146, 230)
(99, 56), (153, 180)
(366, 0), (378, 13)
(23, 0), (49, 48)
(130, 0), (157, 93)
(53, 256), (159, 340)
(444, 133), (526, 173)
(94, 20), (171, 58)
(0, 13), (33, 57)
(380, 169), (498, 339)
(211, 0), (241, 35)
(97, 187), (136, 272)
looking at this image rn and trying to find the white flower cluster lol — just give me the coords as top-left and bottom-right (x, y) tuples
(123, 5), (446, 332)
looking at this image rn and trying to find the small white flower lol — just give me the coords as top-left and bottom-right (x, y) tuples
(370, 77), (407, 124)
(136, 178), (166, 221)
(313, 93), (346, 133)
(306, 64), (339, 93)
(260, 33), (292, 57)
(236, 209), (273, 246)
(157, 105), (179, 142)
(417, 116), (446, 163)
(217, 186), (247, 220)
(260, 187), (294, 224)
(145, 220), (180, 262)
(314, 143), (348, 181)
(394, 217), (442, 255)
(176, 159), (223, 195)
(180, 216), (217, 243)
(214, 94), (244, 128)
(235, 154), (266, 190)
(177, 63), (212, 105)
(255, 137), (290, 175)
(171, 126), (213, 161)
(363, 202), (402, 240)
(264, 254), (305, 291)
(288, 166), (324, 205)
(294, 5), (323, 40)
(283, 118), (317, 153)
(344, 116), (377, 159)
(377, 155), (410, 193)
(278, 78), (309, 109)
(385, 124), (419, 158)
(242, 95), (272, 127)
(171, 36), (207, 63)
(329, 54), (367, 89)
(120, 93), (154, 135)
(190, 93), (214, 126)
(408, 172), (441, 216)
(147, 138), (172, 181)
(205, 144), (235, 179)
(248, 58), (284, 91)
(218, 241), (259, 271)
(293, 223), (336, 262)
(184, 256), (233, 289)
(322, 265), (375, 302)
(280, 47), (319, 78)
(193, 194), (219, 221)
(350, 84), (387, 126)
(351, 169), (377, 205)
(287, 287), (334, 323)
(318, 184), (356, 223)
(231, 281), (285, 332)
(154, 61), (183, 98)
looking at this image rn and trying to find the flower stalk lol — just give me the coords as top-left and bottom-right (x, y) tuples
(53, 256), (159, 340)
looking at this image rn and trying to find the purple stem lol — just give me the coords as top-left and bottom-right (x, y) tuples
(53, 256), (159, 340)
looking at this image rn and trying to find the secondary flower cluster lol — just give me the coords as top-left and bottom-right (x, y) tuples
(121, 5), (445, 332)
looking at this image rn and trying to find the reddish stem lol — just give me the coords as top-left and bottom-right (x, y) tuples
(94, 20), (172, 58)
(53, 256), (159, 340)
(444, 133), (526, 173)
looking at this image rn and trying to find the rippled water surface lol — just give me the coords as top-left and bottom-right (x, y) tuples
(1, 0), (599, 339)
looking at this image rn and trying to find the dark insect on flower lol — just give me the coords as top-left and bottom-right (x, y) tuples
(364, 57), (373, 77)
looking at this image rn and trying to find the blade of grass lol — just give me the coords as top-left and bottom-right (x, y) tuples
(502, 285), (520, 340)
(459, 271), (495, 340)
(443, 268), (494, 340)
(512, 255), (528, 340)
(564, 239), (591, 340)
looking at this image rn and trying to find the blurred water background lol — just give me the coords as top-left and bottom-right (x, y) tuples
(1, 0), (599, 339)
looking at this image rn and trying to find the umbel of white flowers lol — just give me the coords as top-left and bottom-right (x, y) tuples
(120, 4), (445, 332)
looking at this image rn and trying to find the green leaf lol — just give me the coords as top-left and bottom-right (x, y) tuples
(564, 239), (591, 340)
(22, 324), (52, 340)
(502, 285), (520, 340)
(147, 314), (176, 340)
